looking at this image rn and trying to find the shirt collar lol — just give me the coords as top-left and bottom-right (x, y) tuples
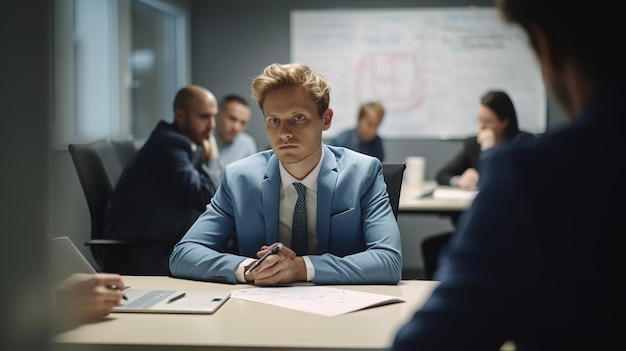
(279, 146), (323, 191)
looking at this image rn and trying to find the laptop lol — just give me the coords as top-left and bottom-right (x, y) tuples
(48, 236), (230, 314)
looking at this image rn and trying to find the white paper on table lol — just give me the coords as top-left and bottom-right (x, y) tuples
(230, 286), (405, 316)
(432, 188), (478, 200)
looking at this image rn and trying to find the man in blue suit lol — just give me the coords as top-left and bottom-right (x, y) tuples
(105, 85), (222, 275)
(390, 0), (624, 350)
(169, 63), (402, 285)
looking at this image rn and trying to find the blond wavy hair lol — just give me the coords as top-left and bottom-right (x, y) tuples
(251, 62), (331, 118)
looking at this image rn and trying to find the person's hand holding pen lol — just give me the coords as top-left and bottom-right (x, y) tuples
(244, 242), (306, 286)
(53, 273), (126, 332)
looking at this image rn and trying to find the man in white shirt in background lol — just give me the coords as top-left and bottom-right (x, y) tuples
(214, 94), (257, 165)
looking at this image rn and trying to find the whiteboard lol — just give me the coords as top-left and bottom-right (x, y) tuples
(290, 7), (546, 139)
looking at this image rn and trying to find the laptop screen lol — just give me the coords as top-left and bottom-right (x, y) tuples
(48, 236), (96, 285)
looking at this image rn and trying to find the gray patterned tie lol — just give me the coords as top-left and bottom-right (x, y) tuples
(291, 182), (308, 256)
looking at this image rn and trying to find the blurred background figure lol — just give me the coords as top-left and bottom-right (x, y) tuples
(105, 85), (222, 275)
(424, 90), (535, 280)
(435, 90), (534, 189)
(214, 94), (257, 165)
(333, 101), (386, 162)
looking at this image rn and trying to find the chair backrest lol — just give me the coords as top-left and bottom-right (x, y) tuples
(111, 139), (137, 169)
(382, 162), (406, 219)
(68, 139), (121, 265)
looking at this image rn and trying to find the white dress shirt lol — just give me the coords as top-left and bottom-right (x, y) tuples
(235, 147), (323, 282)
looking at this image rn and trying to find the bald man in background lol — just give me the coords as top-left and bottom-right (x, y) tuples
(105, 85), (223, 275)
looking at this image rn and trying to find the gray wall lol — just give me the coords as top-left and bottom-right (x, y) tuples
(189, 0), (569, 272)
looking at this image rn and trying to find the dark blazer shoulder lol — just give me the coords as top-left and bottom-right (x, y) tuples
(150, 121), (188, 145)
(514, 130), (536, 143)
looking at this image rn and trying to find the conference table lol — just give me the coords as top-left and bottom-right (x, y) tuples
(398, 180), (476, 216)
(52, 276), (440, 351)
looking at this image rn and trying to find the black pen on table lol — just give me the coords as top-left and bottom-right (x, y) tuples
(245, 244), (282, 274)
(108, 285), (129, 300)
(167, 292), (186, 304)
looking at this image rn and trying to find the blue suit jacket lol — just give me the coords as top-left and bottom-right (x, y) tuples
(391, 87), (625, 350)
(105, 121), (222, 275)
(170, 145), (402, 284)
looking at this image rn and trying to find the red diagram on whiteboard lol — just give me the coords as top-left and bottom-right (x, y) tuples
(355, 53), (425, 111)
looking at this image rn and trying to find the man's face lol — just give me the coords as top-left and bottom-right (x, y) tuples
(262, 85), (332, 168)
(177, 93), (217, 145)
(215, 101), (251, 144)
(356, 107), (383, 142)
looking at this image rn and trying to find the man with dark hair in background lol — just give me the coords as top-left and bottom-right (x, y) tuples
(214, 94), (257, 165)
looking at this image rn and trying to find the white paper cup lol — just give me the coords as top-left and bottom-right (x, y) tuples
(404, 156), (426, 188)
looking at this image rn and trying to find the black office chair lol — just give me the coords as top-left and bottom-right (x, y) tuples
(68, 138), (170, 273)
(111, 138), (137, 169)
(382, 162), (406, 220)
(421, 231), (452, 280)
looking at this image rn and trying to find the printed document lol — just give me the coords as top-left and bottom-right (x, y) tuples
(231, 286), (404, 316)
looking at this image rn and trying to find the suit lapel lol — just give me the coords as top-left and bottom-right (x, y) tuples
(262, 155), (281, 244)
(316, 146), (338, 252)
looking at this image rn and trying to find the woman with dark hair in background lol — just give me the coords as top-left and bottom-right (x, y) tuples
(423, 90), (535, 280)
(435, 90), (535, 189)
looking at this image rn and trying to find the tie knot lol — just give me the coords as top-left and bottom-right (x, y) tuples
(293, 182), (306, 197)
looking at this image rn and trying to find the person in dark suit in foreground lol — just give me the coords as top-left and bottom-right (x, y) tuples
(105, 85), (222, 275)
(391, 0), (625, 349)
